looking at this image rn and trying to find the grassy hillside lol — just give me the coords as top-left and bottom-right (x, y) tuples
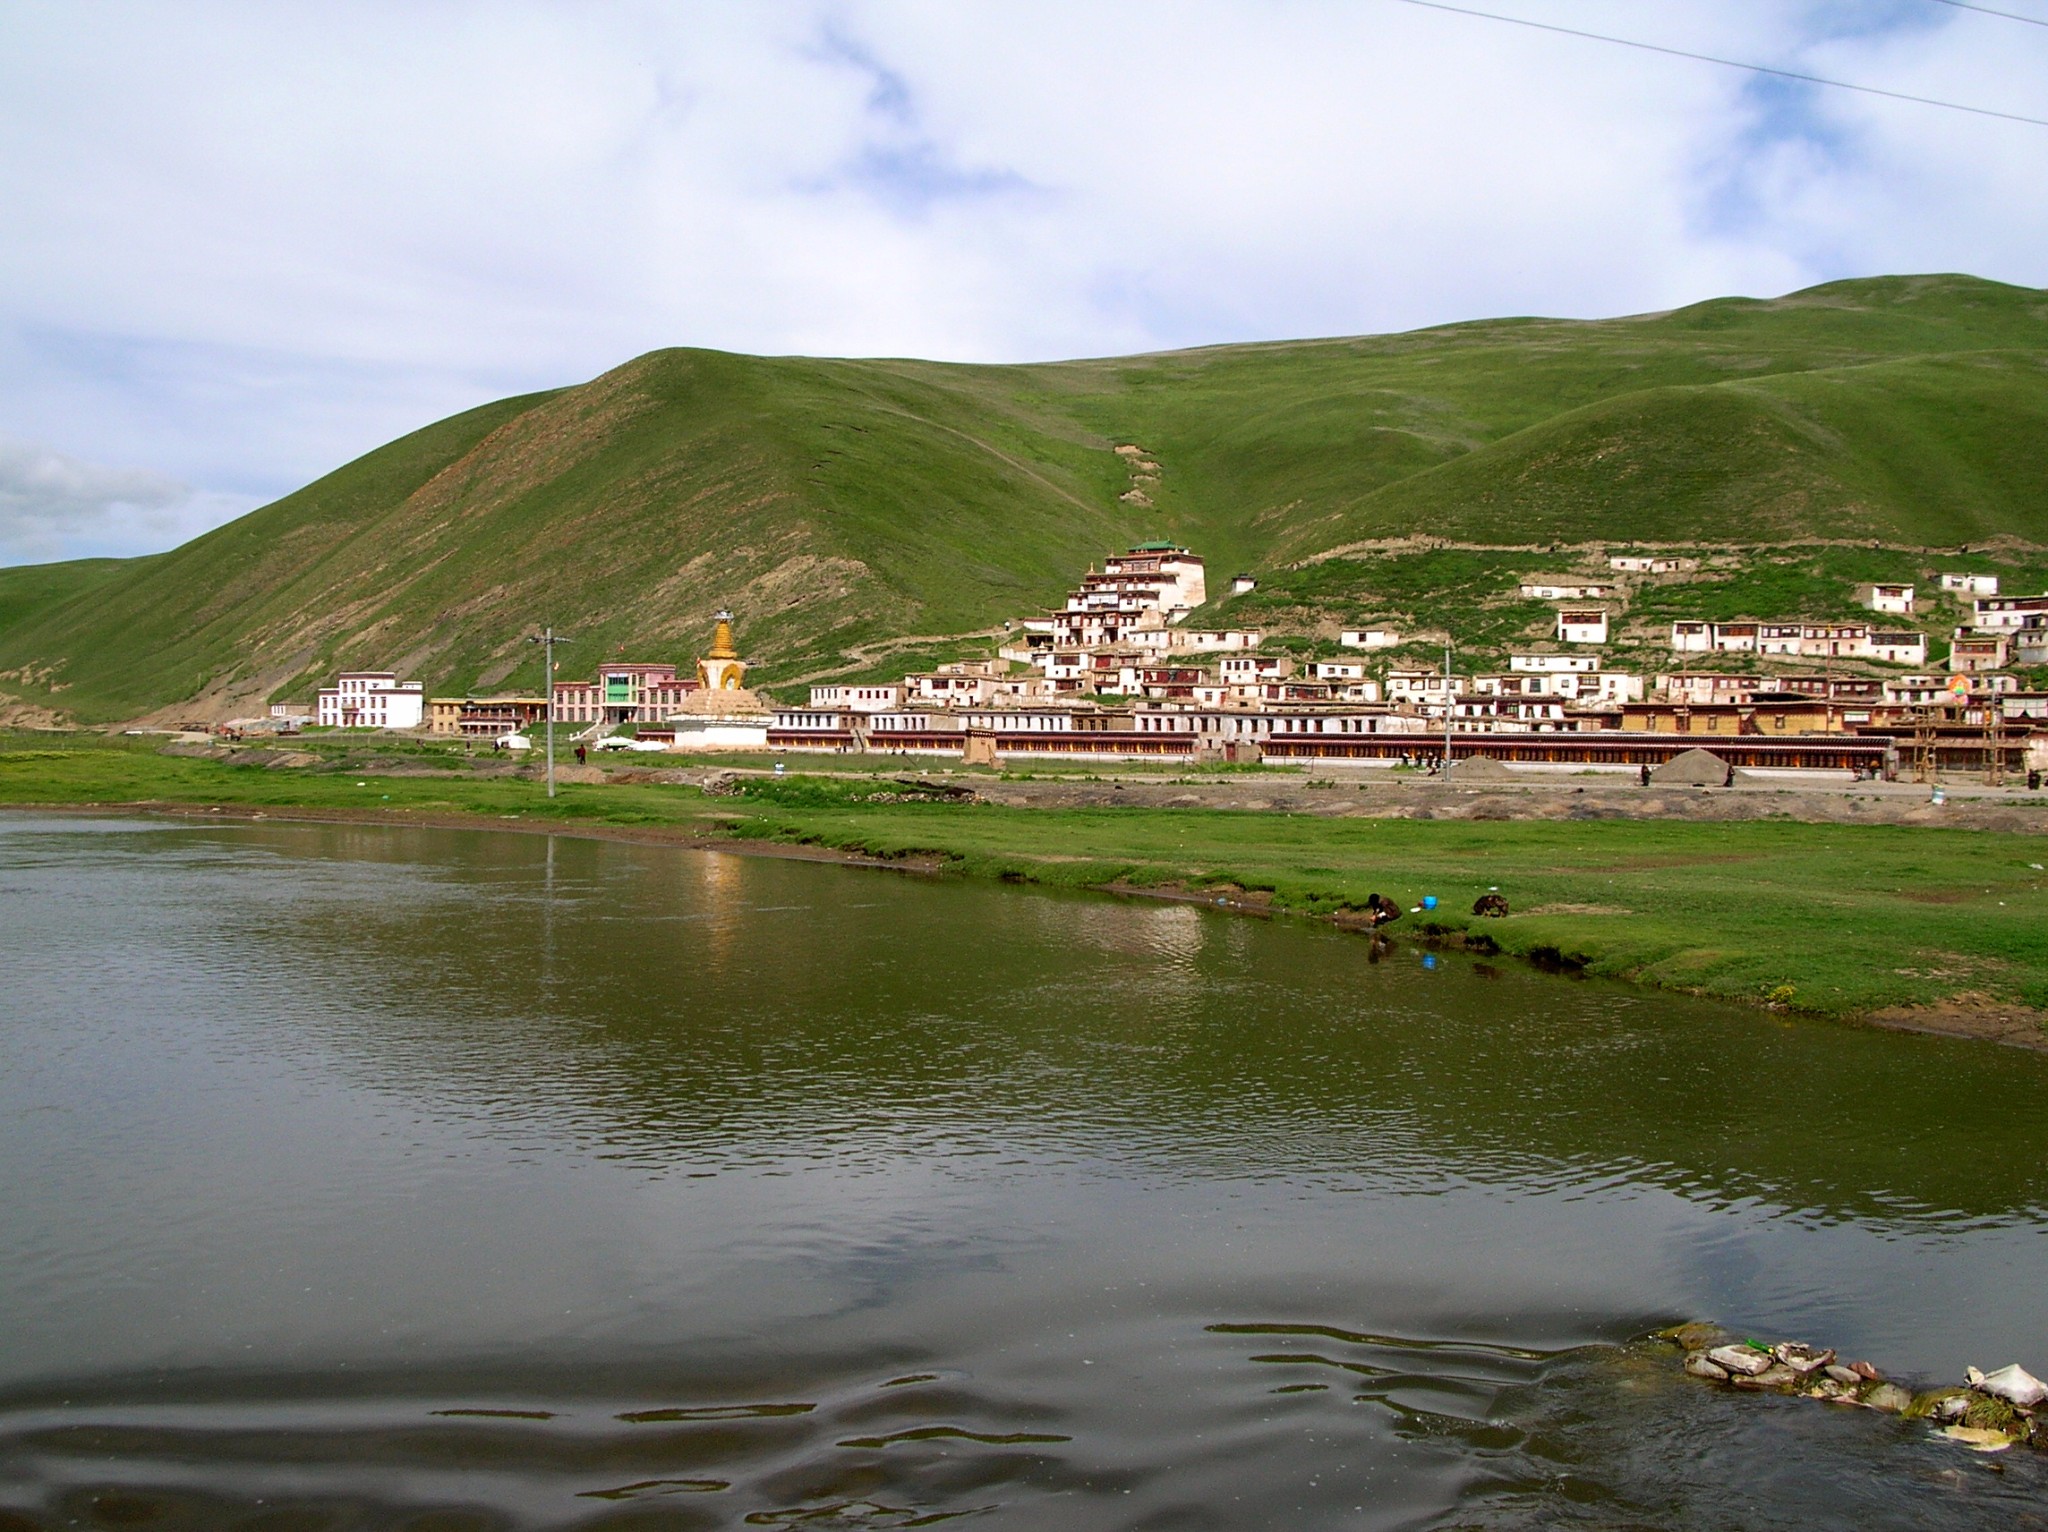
(2, 272), (2046, 724)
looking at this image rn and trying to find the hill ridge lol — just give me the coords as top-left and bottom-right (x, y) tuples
(1, 271), (2044, 725)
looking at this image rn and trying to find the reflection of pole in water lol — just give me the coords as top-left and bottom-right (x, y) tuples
(542, 834), (557, 997)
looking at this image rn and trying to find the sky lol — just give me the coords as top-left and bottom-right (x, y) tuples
(1, 0), (2044, 566)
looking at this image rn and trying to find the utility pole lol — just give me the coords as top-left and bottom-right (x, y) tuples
(1443, 642), (1454, 772)
(529, 628), (573, 798)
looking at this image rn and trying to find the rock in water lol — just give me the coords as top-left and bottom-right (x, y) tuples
(1773, 1343), (1833, 1376)
(1941, 1425), (2015, 1452)
(1684, 1352), (1730, 1381)
(1973, 1364), (2048, 1409)
(1864, 1383), (1915, 1413)
(1708, 1345), (1776, 1377)
(1661, 1322), (1733, 1353)
(1733, 1364), (1800, 1391)
(1824, 1364), (1864, 1388)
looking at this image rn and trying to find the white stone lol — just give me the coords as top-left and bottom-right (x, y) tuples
(1973, 1364), (2048, 1409)
(1707, 1345), (1775, 1377)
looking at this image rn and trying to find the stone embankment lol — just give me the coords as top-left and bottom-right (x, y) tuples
(1662, 1323), (2047, 1453)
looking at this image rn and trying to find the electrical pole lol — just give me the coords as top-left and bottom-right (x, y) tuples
(1443, 642), (1454, 772)
(529, 628), (572, 798)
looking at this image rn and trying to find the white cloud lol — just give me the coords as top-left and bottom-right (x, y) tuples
(0, 436), (257, 564)
(0, 0), (2042, 566)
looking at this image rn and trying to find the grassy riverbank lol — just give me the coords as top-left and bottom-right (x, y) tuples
(4, 735), (2046, 1038)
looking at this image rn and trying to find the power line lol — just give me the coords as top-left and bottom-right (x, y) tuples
(1927, 0), (2048, 28)
(1385, 0), (2048, 129)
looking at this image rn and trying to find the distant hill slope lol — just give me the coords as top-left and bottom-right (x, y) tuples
(2, 272), (2045, 724)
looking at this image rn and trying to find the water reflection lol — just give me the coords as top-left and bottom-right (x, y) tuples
(154, 822), (2043, 1230)
(2, 816), (2046, 1531)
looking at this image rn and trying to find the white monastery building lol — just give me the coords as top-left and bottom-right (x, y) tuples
(317, 672), (425, 730)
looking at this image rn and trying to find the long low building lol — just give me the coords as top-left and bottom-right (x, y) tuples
(1262, 731), (1894, 772)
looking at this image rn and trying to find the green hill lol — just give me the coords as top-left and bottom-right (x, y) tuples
(3, 272), (2046, 725)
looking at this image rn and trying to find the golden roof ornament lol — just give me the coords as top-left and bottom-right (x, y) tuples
(708, 609), (739, 661)
(698, 609), (748, 691)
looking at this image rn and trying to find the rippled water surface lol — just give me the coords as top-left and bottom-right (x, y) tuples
(2, 814), (2045, 1530)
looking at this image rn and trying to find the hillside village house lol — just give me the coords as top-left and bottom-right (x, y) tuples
(1867, 631), (1931, 665)
(1510, 652), (1598, 674)
(317, 672), (424, 729)
(1971, 594), (2048, 630)
(1670, 620), (1761, 654)
(1339, 627), (1402, 649)
(1609, 554), (1699, 574)
(1556, 608), (1609, 644)
(1949, 634), (2011, 673)
(1477, 669), (1644, 704)
(1940, 573), (1999, 596)
(1671, 619), (1924, 665)
(1861, 582), (1915, 614)
(1658, 672), (1769, 705)
(1385, 669), (1470, 704)
(1521, 578), (1615, 601)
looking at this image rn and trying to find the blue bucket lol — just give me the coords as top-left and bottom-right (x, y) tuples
(1422, 895), (1438, 910)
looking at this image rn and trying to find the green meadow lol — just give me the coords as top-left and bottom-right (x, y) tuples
(5, 735), (2043, 1030)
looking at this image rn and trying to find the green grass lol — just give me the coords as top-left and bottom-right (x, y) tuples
(6, 738), (2045, 1028)
(2, 273), (2046, 725)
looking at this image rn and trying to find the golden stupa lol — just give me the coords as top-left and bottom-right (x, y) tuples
(694, 609), (751, 696)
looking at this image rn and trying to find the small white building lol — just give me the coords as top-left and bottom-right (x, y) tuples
(1218, 654), (1294, 682)
(316, 672), (425, 730)
(1657, 672), (1766, 705)
(1509, 653), (1599, 673)
(1867, 631), (1929, 665)
(1580, 671), (1646, 704)
(1178, 628), (1263, 651)
(1311, 660), (1367, 680)
(1972, 595), (2048, 631)
(1384, 669), (1469, 705)
(1521, 578), (1615, 601)
(809, 683), (906, 713)
(1861, 583), (1915, 615)
(1939, 573), (1998, 597)
(1609, 554), (1699, 574)
(1229, 574), (1257, 595)
(1556, 608), (1610, 644)
(1950, 633), (2011, 672)
(1339, 627), (1402, 650)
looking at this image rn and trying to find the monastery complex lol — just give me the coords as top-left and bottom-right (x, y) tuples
(300, 542), (2048, 780)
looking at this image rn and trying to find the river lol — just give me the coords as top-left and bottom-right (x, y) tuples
(1, 814), (2043, 1529)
